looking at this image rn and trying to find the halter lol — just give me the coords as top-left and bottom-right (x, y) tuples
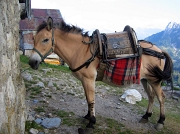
(33, 28), (54, 62)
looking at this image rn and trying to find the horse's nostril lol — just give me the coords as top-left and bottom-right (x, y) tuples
(35, 60), (38, 65)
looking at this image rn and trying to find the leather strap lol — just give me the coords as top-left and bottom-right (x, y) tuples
(69, 49), (99, 72)
(142, 48), (165, 59)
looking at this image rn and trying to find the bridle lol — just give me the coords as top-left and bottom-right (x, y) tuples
(33, 28), (55, 62)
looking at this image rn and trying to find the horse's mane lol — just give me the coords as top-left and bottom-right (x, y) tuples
(36, 20), (89, 36)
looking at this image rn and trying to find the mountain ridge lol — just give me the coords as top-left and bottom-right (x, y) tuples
(144, 22), (180, 71)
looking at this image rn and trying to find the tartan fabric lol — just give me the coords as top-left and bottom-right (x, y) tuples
(102, 57), (141, 86)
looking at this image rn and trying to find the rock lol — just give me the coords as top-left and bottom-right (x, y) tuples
(52, 87), (57, 90)
(35, 114), (41, 118)
(154, 123), (164, 130)
(48, 80), (54, 87)
(35, 82), (45, 88)
(121, 117), (127, 121)
(41, 117), (61, 129)
(38, 132), (45, 134)
(51, 95), (56, 100)
(175, 90), (180, 95)
(120, 89), (142, 104)
(47, 113), (53, 118)
(27, 114), (35, 121)
(81, 102), (86, 105)
(39, 112), (45, 116)
(59, 99), (64, 102)
(33, 100), (39, 104)
(44, 129), (49, 134)
(21, 73), (32, 81)
(57, 80), (66, 86)
(29, 128), (39, 134)
(35, 118), (43, 124)
(172, 95), (179, 101)
(41, 68), (52, 74)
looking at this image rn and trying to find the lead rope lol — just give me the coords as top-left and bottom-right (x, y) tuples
(20, 67), (31, 73)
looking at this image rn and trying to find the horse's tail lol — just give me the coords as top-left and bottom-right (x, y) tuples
(163, 52), (174, 90)
(147, 51), (173, 89)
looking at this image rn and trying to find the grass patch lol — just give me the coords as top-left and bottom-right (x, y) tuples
(53, 83), (61, 90)
(34, 106), (45, 113)
(31, 86), (41, 92)
(20, 55), (70, 73)
(56, 110), (77, 126)
(111, 87), (124, 95)
(56, 110), (75, 118)
(91, 116), (135, 134)
(20, 54), (29, 63)
(55, 110), (135, 133)
(25, 83), (32, 88)
(67, 92), (75, 96)
(29, 95), (36, 98)
(174, 86), (180, 90)
(136, 98), (148, 107)
(25, 121), (43, 133)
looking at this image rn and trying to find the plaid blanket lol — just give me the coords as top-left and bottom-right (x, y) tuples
(102, 57), (141, 86)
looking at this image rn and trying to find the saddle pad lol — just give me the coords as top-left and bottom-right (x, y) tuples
(102, 57), (141, 86)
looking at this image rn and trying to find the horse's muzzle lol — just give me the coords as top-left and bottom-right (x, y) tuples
(29, 52), (41, 70)
(29, 59), (40, 70)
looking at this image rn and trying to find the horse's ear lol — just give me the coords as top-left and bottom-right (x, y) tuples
(47, 17), (53, 31)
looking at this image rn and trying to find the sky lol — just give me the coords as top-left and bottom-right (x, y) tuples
(31, 0), (180, 38)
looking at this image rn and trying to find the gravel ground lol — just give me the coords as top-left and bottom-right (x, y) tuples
(23, 67), (180, 134)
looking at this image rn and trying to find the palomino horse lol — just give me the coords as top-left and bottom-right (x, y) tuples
(29, 17), (173, 130)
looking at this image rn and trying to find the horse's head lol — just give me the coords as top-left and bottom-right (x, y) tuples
(29, 17), (54, 69)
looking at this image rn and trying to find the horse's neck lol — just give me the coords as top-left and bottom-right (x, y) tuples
(54, 30), (91, 69)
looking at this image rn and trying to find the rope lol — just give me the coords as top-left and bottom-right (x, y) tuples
(20, 67), (31, 73)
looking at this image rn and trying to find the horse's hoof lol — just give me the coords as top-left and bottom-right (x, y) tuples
(139, 118), (148, 123)
(84, 115), (90, 120)
(154, 123), (164, 130)
(84, 112), (90, 120)
(78, 128), (85, 134)
(86, 123), (94, 129)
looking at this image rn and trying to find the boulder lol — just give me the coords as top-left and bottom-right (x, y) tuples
(120, 89), (142, 104)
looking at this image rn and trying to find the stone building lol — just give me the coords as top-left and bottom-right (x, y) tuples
(0, 0), (26, 133)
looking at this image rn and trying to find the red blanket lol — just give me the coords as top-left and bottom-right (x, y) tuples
(103, 57), (141, 86)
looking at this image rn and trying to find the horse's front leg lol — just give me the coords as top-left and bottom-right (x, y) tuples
(82, 78), (96, 128)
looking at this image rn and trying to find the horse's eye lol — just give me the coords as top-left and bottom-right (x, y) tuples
(42, 38), (49, 43)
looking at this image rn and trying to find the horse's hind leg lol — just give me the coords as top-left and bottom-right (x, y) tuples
(151, 83), (166, 130)
(139, 79), (155, 123)
(82, 78), (96, 128)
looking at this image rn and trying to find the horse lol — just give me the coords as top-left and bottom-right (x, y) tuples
(29, 17), (173, 130)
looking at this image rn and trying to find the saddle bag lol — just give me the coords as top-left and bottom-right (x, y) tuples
(99, 26), (141, 61)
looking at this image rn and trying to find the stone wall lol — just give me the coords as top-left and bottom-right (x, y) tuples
(0, 0), (26, 134)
